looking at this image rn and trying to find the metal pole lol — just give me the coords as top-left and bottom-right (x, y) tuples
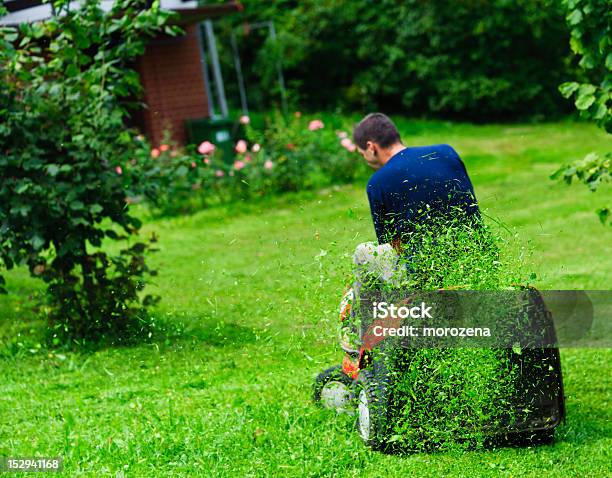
(230, 31), (249, 116)
(204, 20), (229, 118)
(268, 21), (288, 117)
(197, 22), (216, 118)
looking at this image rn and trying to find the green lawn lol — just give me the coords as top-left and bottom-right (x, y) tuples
(1, 119), (611, 477)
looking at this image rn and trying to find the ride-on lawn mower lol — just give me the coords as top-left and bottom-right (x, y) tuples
(313, 288), (566, 452)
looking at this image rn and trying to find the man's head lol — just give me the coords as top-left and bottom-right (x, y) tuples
(353, 113), (403, 169)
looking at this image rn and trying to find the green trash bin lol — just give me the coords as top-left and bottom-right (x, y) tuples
(185, 117), (238, 164)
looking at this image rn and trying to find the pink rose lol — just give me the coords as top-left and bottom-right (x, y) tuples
(215, 170), (224, 177)
(252, 143), (261, 153)
(198, 141), (216, 155)
(341, 137), (357, 152)
(245, 154), (252, 162)
(160, 144), (169, 152)
(191, 161), (196, 168)
(264, 160), (273, 170)
(234, 160), (246, 170)
(151, 148), (160, 158)
(308, 119), (324, 131)
(115, 166), (123, 175)
(294, 111), (302, 118)
(203, 158), (210, 165)
(239, 115), (250, 125)
(235, 140), (248, 154)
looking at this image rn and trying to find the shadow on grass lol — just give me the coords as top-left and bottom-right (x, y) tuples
(0, 302), (259, 358)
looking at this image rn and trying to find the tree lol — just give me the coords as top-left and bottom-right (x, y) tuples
(220, 0), (571, 119)
(554, 0), (611, 224)
(0, 0), (180, 343)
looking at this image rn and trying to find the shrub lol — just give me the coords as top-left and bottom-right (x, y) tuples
(0, 0), (180, 344)
(128, 135), (221, 216)
(135, 112), (365, 216)
(242, 112), (363, 194)
(553, 0), (611, 224)
(221, 0), (571, 119)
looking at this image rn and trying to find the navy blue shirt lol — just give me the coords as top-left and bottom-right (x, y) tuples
(367, 144), (479, 244)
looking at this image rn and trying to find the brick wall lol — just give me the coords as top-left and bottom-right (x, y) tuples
(136, 24), (210, 146)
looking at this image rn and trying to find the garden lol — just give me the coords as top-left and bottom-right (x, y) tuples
(0, 0), (610, 476)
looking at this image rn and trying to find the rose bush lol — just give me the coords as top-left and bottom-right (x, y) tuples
(133, 111), (365, 215)
(0, 0), (180, 344)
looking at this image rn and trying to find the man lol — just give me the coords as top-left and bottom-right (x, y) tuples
(316, 114), (482, 412)
(339, 113), (481, 353)
(353, 112), (480, 250)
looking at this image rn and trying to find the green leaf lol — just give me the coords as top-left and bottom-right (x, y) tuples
(569, 36), (582, 55)
(568, 9), (583, 26)
(579, 54), (596, 70)
(11, 204), (31, 216)
(46, 164), (60, 176)
(550, 167), (564, 180)
(4, 31), (18, 42)
(596, 207), (610, 225)
(575, 93), (595, 110)
(31, 234), (45, 250)
(606, 53), (612, 71)
(90, 204), (103, 214)
(15, 183), (30, 194)
(592, 101), (607, 120)
(559, 82), (579, 98)
(65, 63), (79, 77)
(577, 83), (597, 96)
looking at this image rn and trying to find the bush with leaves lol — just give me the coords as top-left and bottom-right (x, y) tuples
(238, 112), (363, 195)
(554, 0), (611, 224)
(0, 0), (181, 343)
(132, 112), (364, 215)
(219, 0), (571, 120)
(128, 135), (222, 216)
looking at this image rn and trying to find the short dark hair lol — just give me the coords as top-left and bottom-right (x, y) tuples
(353, 113), (401, 150)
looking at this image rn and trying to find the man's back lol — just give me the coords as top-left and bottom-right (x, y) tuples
(366, 144), (479, 244)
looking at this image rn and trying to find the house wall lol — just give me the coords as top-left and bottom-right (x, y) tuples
(137, 24), (210, 146)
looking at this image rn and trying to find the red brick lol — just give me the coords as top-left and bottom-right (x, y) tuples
(136, 24), (210, 146)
